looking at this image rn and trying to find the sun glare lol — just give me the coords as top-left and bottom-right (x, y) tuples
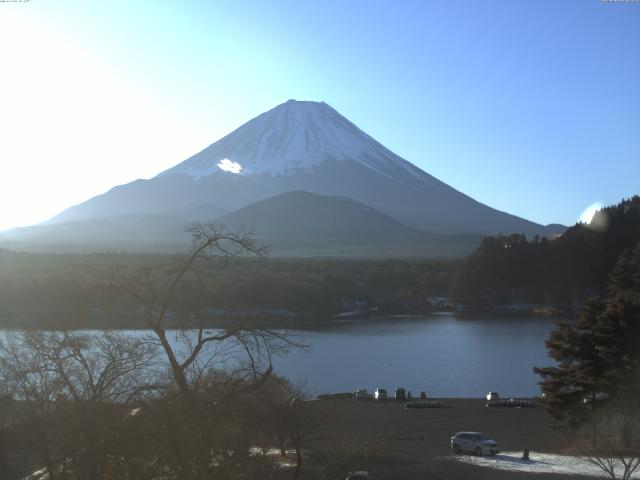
(578, 202), (603, 224)
(0, 11), (207, 231)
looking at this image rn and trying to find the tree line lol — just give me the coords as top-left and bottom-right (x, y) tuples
(0, 250), (456, 329)
(451, 196), (640, 312)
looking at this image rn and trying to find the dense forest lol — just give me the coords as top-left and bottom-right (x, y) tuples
(451, 196), (640, 312)
(0, 251), (456, 329)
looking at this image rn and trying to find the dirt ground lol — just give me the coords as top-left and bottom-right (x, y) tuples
(301, 398), (600, 480)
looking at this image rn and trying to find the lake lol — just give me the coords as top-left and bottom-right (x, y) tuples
(271, 314), (557, 398)
(0, 314), (557, 398)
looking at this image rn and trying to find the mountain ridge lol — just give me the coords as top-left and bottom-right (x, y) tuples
(5, 99), (565, 255)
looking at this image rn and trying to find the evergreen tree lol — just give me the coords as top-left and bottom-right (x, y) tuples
(534, 242), (640, 442)
(534, 299), (609, 435)
(596, 246), (640, 400)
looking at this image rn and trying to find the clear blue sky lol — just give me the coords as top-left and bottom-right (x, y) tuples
(1, 0), (638, 229)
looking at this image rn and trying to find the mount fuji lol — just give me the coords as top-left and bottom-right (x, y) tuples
(3, 100), (563, 255)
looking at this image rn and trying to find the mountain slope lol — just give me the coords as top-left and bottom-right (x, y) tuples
(1, 213), (194, 252)
(50, 100), (563, 237)
(215, 190), (481, 257)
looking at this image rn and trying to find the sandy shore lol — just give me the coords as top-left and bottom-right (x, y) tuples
(303, 398), (601, 479)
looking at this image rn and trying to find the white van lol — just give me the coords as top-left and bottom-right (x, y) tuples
(374, 388), (388, 400)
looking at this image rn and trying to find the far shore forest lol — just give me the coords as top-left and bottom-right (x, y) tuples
(0, 197), (638, 330)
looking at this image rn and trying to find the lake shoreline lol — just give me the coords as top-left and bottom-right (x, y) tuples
(0, 308), (565, 331)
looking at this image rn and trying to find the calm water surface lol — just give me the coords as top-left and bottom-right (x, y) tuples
(272, 314), (556, 398)
(1, 315), (557, 398)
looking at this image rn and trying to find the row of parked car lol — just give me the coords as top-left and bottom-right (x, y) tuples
(353, 387), (426, 401)
(485, 392), (535, 408)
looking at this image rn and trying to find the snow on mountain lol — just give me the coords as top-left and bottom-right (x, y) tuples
(160, 100), (425, 181)
(33, 99), (564, 249)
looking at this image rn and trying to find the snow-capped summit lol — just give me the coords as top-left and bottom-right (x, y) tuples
(160, 100), (423, 180)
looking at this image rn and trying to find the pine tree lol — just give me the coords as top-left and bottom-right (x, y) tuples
(596, 247), (640, 401)
(534, 299), (608, 435)
(534, 243), (640, 442)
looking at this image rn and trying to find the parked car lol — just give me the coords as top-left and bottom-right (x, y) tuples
(345, 471), (369, 480)
(353, 388), (372, 400)
(395, 387), (406, 401)
(487, 398), (534, 408)
(582, 392), (609, 404)
(374, 388), (387, 400)
(486, 391), (500, 401)
(450, 432), (499, 455)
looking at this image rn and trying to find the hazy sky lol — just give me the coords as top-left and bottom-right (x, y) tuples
(1, 0), (638, 231)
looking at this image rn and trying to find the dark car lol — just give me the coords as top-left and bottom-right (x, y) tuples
(345, 471), (369, 480)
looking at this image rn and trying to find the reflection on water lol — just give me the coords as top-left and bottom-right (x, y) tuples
(272, 314), (556, 398)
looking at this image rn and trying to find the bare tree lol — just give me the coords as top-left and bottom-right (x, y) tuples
(106, 223), (302, 480)
(0, 330), (159, 480)
(287, 397), (327, 480)
(248, 376), (296, 457)
(585, 410), (640, 480)
(110, 222), (297, 396)
(310, 427), (397, 480)
(0, 389), (22, 480)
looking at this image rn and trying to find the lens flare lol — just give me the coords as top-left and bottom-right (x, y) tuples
(578, 202), (603, 224)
